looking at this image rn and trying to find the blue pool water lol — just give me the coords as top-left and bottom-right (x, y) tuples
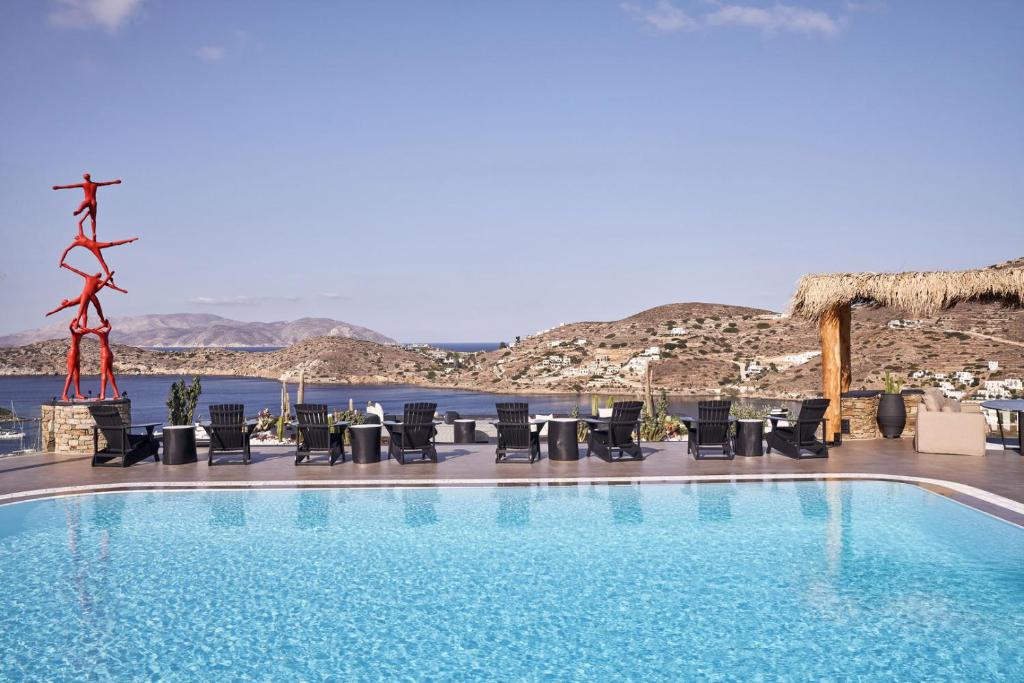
(0, 482), (1021, 681)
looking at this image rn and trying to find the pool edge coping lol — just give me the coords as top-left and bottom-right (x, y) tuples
(2, 472), (1022, 527)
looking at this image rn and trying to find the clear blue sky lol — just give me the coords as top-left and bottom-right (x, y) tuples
(1, 1), (1022, 342)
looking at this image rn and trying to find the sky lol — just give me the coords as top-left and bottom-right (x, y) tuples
(1, 0), (1022, 342)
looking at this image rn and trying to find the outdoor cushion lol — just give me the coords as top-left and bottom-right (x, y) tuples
(922, 389), (943, 412)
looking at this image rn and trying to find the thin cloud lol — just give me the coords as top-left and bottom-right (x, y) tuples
(845, 0), (886, 12)
(621, 0), (698, 33)
(49, 0), (143, 32)
(187, 295), (301, 307)
(318, 293), (349, 301)
(707, 3), (841, 36)
(622, 1), (843, 38)
(195, 45), (226, 62)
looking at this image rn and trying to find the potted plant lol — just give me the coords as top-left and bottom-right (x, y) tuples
(876, 371), (906, 439)
(163, 376), (202, 464)
(598, 396), (615, 419)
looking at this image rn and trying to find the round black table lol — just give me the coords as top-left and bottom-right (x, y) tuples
(981, 400), (1024, 455)
(735, 419), (764, 456)
(161, 425), (197, 465)
(454, 419), (476, 444)
(349, 424), (382, 463)
(547, 418), (581, 461)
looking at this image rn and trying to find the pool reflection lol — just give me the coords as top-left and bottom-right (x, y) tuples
(494, 487), (530, 528)
(401, 489), (439, 527)
(209, 495), (247, 528)
(297, 492), (329, 530)
(609, 485), (643, 525)
(797, 482), (829, 520)
(697, 485), (734, 522)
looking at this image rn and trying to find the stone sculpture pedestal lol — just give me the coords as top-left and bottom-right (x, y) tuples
(41, 398), (131, 455)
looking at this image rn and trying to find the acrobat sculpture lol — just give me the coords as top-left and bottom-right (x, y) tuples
(47, 173), (137, 401)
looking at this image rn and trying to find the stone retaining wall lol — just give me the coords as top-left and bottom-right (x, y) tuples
(841, 395), (880, 440)
(41, 399), (132, 455)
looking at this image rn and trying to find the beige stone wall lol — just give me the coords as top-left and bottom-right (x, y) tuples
(902, 392), (923, 438)
(42, 400), (132, 455)
(841, 395), (880, 440)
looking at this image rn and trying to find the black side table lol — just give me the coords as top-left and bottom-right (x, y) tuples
(454, 419), (476, 444)
(735, 419), (764, 456)
(349, 424), (382, 463)
(547, 418), (581, 461)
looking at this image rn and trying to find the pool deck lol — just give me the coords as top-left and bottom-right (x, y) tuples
(2, 438), (1023, 524)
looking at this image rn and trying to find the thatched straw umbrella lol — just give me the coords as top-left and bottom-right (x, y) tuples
(788, 259), (1024, 442)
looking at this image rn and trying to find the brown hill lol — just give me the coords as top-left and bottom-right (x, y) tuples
(431, 301), (1024, 398)
(0, 336), (441, 385)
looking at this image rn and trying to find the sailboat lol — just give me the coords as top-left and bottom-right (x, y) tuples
(0, 402), (26, 440)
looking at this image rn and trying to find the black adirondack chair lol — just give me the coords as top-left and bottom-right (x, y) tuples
(495, 402), (541, 463)
(385, 402), (438, 465)
(88, 404), (160, 467)
(206, 404), (253, 465)
(295, 403), (345, 466)
(585, 400), (644, 462)
(685, 400), (734, 460)
(766, 399), (830, 459)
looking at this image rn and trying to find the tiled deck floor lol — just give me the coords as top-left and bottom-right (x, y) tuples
(2, 439), (1022, 520)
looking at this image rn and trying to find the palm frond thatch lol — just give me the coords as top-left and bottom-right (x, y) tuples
(789, 260), (1024, 321)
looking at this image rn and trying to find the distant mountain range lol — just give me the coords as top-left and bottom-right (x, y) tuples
(0, 314), (396, 348)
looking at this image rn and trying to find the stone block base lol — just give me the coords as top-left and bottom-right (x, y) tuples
(41, 399), (131, 455)
(841, 394), (880, 440)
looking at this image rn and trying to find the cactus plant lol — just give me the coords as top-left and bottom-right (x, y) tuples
(571, 404), (588, 442)
(883, 371), (903, 394)
(166, 376), (202, 426)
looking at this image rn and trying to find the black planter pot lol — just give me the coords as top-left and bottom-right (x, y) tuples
(162, 425), (198, 464)
(876, 393), (907, 439)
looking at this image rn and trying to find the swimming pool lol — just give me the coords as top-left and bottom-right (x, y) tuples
(0, 482), (1021, 680)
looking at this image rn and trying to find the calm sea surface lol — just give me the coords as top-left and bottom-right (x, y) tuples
(0, 375), (793, 454)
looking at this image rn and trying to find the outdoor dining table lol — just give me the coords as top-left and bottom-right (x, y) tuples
(980, 400), (1024, 455)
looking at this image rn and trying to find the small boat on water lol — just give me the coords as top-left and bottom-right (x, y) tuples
(0, 402), (26, 441)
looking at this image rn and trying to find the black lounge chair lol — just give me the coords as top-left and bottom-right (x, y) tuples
(385, 402), (438, 465)
(766, 399), (830, 459)
(584, 400), (644, 462)
(206, 404), (254, 465)
(683, 400), (735, 460)
(495, 402), (542, 463)
(295, 403), (346, 466)
(87, 404), (160, 467)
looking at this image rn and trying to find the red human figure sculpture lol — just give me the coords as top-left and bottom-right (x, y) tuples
(58, 234), (138, 279)
(51, 173), (121, 240)
(86, 319), (120, 400)
(62, 319), (87, 401)
(45, 264), (125, 327)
